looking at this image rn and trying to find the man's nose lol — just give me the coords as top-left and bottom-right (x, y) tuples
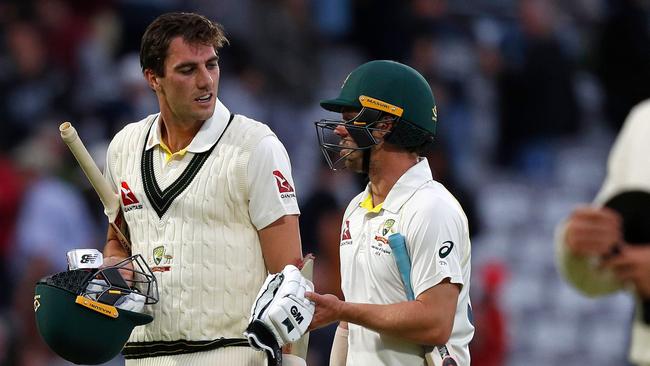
(334, 125), (348, 137)
(196, 67), (213, 89)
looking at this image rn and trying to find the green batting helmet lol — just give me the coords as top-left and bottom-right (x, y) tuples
(316, 60), (437, 169)
(34, 255), (158, 365)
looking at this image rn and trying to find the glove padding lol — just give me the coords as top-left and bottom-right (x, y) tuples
(244, 265), (315, 358)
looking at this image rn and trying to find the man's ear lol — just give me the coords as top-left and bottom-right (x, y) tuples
(373, 119), (395, 140)
(144, 69), (160, 91)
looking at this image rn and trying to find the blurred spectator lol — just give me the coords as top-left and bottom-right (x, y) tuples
(115, 0), (179, 57)
(496, 0), (580, 174)
(312, 0), (352, 41)
(247, 0), (321, 104)
(0, 156), (25, 308)
(0, 19), (70, 151)
(350, 0), (413, 61)
(594, 0), (650, 131)
(466, 17), (503, 177)
(33, 0), (90, 73)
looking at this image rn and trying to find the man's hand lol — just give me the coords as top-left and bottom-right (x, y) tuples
(564, 207), (623, 257)
(602, 245), (650, 298)
(244, 265), (314, 359)
(305, 291), (343, 331)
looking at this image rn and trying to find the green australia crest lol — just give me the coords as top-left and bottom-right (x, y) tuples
(153, 246), (165, 265)
(381, 219), (395, 236)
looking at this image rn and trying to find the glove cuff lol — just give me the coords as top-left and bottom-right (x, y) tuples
(244, 320), (282, 362)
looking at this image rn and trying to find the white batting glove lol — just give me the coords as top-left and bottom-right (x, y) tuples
(244, 265), (315, 359)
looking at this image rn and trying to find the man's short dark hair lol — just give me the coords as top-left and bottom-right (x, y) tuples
(140, 12), (228, 76)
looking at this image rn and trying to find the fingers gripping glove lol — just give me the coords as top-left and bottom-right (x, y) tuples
(244, 265), (315, 362)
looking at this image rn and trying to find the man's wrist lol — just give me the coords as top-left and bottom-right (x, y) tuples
(337, 299), (349, 323)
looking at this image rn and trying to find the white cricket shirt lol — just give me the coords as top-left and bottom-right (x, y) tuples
(103, 100), (301, 348)
(116, 99), (300, 230)
(339, 158), (474, 365)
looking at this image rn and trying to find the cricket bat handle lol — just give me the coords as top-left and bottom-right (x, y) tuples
(59, 122), (120, 218)
(59, 122), (131, 252)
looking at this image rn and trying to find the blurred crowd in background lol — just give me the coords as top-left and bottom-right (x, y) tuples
(1, 0), (650, 365)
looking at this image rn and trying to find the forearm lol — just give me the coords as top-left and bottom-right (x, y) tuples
(259, 215), (302, 273)
(339, 300), (450, 345)
(104, 226), (130, 258)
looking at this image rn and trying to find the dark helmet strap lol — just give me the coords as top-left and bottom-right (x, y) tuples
(362, 148), (371, 174)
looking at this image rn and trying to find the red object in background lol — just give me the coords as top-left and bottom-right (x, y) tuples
(0, 157), (25, 258)
(471, 262), (508, 366)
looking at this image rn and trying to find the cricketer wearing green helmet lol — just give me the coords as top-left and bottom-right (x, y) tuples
(315, 59), (437, 171)
(34, 254), (159, 365)
(307, 60), (474, 366)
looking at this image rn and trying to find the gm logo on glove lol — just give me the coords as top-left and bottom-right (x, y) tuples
(282, 306), (305, 333)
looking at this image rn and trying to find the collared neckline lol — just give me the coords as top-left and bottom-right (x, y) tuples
(145, 99), (231, 154)
(359, 193), (383, 213)
(357, 157), (433, 214)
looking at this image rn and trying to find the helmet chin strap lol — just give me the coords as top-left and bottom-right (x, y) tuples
(362, 148), (371, 174)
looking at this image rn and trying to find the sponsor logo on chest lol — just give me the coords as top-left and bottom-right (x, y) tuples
(340, 220), (353, 246)
(371, 219), (396, 256)
(151, 245), (174, 272)
(120, 181), (143, 212)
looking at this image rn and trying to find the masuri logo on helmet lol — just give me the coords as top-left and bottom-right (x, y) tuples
(34, 254), (159, 365)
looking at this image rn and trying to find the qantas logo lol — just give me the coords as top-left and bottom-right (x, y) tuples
(341, 221), (351, 240)
(273, 170), (294, 193)
(340, 220), (352, 246)
(273, 170), (296, 198)
(120, 182), (143, 212)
